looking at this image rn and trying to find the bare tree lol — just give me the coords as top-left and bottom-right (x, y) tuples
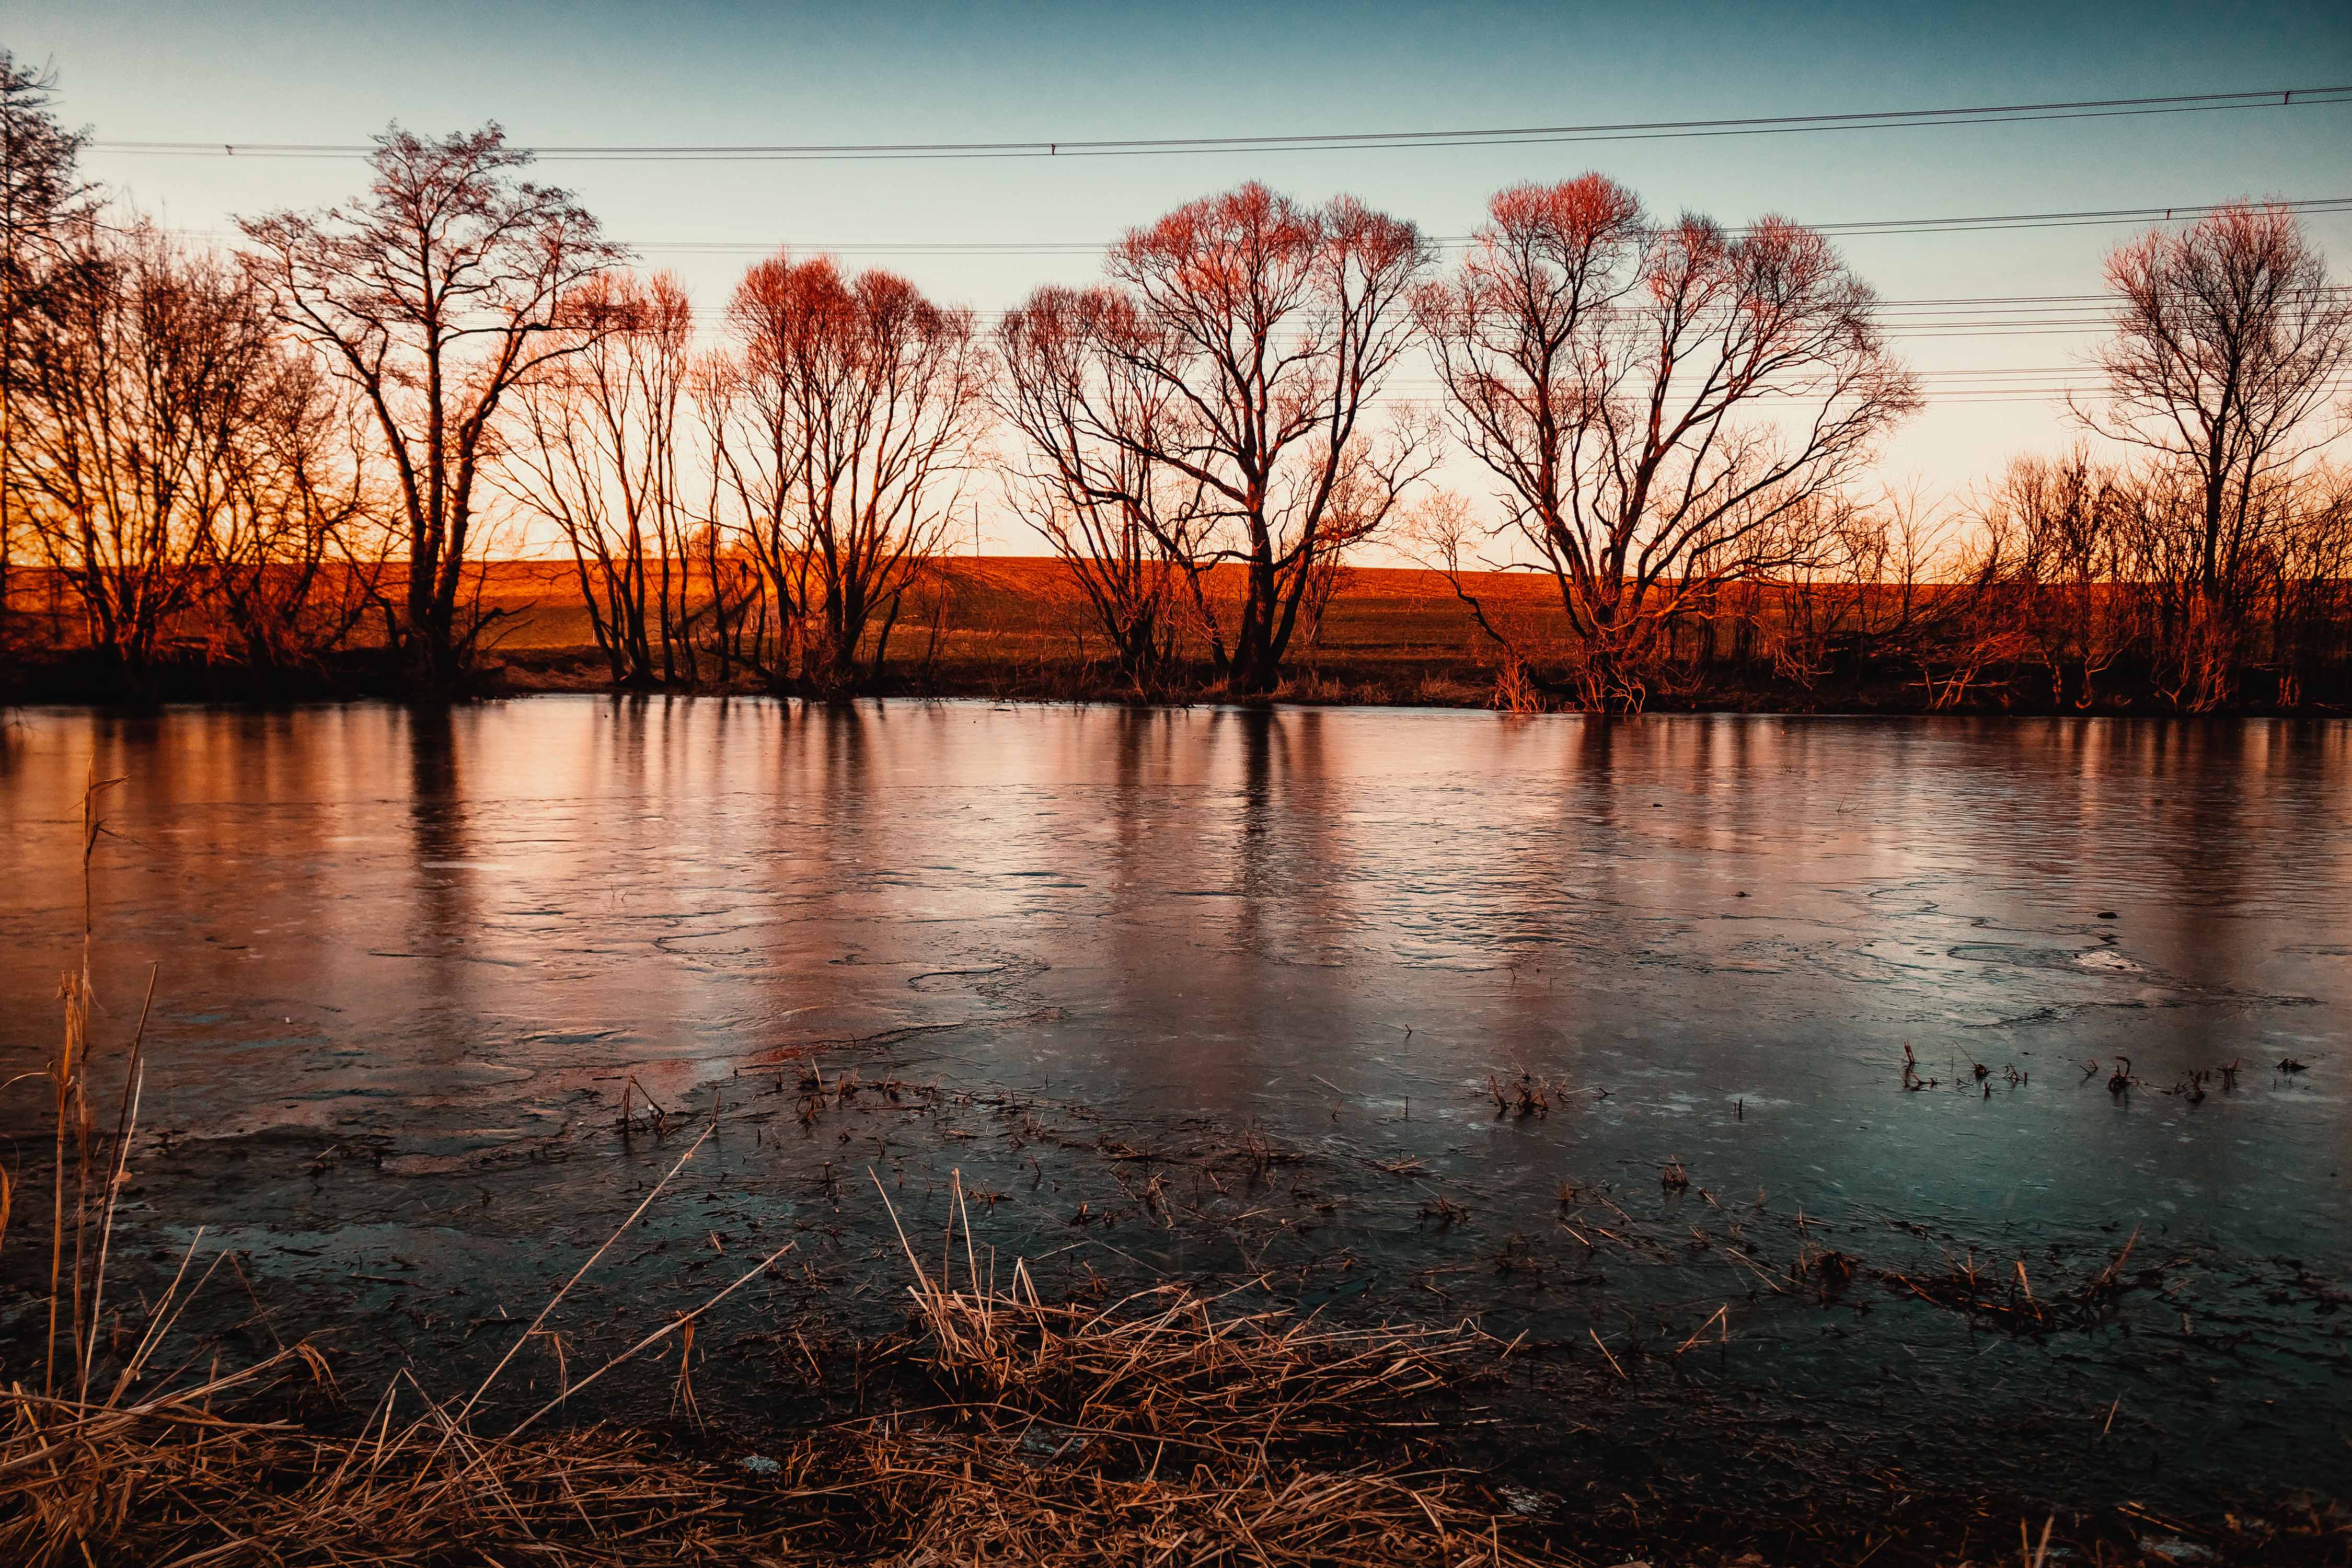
(2087, 204), (2352, 592)
(707, 253), (988, 691)
(2123, 459), (2352, 709)
(1770, 488), (1955, 693)
(674, 361), (767, 687)
(2081, 203), (2352, 707)
(1972, 449), (2142, 707)
(1082, 183), (1432, 694)
(238, 124), (627, 689)
(996, 284), (1210, 689)
(10, 224), (284, 683)
(1, 50), (92, 650)
(698, 324), (804, 682)
(198, 351), (387, 673)
(500, 271), (699, 686)
(1419, 175), (1919, 710)
(2265, 463), (2352, 705)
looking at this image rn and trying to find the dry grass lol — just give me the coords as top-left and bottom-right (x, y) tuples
(0, 1348), (1542, 1565)
(0, 1178), (1542, 1567)
(869, 1168), (1523, 1463)
(2, 1375), (794, 1565)
(804, 1433), (1540, 1567)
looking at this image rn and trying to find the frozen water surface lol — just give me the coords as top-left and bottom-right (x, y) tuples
(2, 700), (2346, 1503)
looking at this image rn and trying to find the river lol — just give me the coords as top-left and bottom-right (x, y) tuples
(2, 699), (2346, 1507)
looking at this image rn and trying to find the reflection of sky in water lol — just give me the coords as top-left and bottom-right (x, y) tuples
(2, 701), (2346, 1494)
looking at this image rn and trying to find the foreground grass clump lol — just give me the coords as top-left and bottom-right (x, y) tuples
(0, 1177), (1537, 1566)
(0, 1293), (1531, 1566)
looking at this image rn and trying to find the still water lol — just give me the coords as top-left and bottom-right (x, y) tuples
(3, 700), (2347, 1502)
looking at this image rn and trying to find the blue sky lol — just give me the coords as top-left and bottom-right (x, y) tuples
(11, 0), (2350, 549)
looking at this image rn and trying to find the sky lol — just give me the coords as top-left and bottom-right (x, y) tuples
(9, 0), (2351, 556)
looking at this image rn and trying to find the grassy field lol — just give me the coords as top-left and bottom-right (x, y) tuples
(18, 555), (2341, 711)
(479, 556), (1570, 703)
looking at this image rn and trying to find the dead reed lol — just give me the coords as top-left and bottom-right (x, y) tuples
(874, 1171), (1507, 1449)
(1884, 1227), (2148, 1335)
(0, 1163), (1546, 1566)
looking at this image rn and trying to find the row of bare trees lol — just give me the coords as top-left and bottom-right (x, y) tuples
(1922, 451), (2352, 712)
(1676, 205), (2352, 715)
(3, 73), (2347, 708)
(243, 130), (993, 694)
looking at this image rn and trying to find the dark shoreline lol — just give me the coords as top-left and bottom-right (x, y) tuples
(7, 643), (2350, 718)
(5, 1110), (2342, 1568)
(7, 1046), (2345, 1564)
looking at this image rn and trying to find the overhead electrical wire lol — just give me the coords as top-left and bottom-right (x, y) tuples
(94, 81), (2352, 419)
(590, 195), (2352, 257)
(87, 84), (2352, 162)
(165, 198), (2352, 266)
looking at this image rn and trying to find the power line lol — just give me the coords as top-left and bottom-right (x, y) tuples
(624, 196), (2352, 255)
(1373, 378), (2352, 407)
(88, 85), (2352, 162)
(165, 199), (2352, 267)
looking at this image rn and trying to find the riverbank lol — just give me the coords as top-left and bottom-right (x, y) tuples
(8, 1040), (2346, 1565)
(11, 1334), (2338, 1568)
(8, 640), (2349, 717)
(9, 1158), (2339, 1567)
(8, 558), (2348, 713)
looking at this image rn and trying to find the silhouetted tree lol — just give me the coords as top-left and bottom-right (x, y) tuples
(2081, 203), (2352, 707)
(1760, 489), (1949, 693)
(1972, 449), (2142, 707)
(0, 50), (91, 652)
(239, 124), (627, 690)
(1418, 176), (1919, 710)
(707, 253), (987, 691)
(199, 351), (387, 672)
(11, 226), (279, 682)
(2264, 464), (2352, 705)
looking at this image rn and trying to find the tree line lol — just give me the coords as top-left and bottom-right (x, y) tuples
(4, 54), (2349, 711)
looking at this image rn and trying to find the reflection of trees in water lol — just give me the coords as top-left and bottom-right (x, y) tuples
(788, 702), (877, 910)
(401, 706), (477, 1042)
(1218, 707), (1339, 953)
(1059, 705), (1364, 1109)
(808, 700), (874, 802)
(1106, 706), (1171, 884)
